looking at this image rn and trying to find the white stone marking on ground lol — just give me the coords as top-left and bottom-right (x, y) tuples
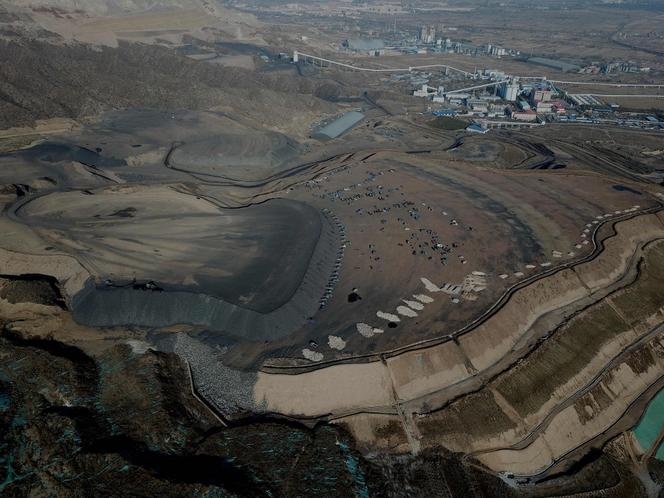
(525, 264), (536, 269)
(303, 348), (323, 362)
(328, 335), (346, 350)
(451, 298), (460, 304)
(413, 294), (434, 303)
(396, 305), (418, 318)
(540, 262), (551, 267)
(403, 299), (424, 310)
(514, 271), (524, 277)
(462, 273), (488, 293)
(575, 244), (583, 249)
(582, 240), (590, 245)
(420, 277), (441, 292)
(377, 311), (400, 322)
(498, 274), (508, 279)
(471, 271), (486, 276)
(357, 323), (373, 337)
(356, 323), (384, 338)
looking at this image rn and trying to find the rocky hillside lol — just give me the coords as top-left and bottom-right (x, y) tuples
(8, 0), (208, 16)
(0, 37), (334, 133)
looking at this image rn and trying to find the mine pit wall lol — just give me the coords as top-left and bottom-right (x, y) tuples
(386, 341), (470, 404)
(504, 307), (640, 434)
(390, 211), (664, 406)
(335, 237), (664, 474)
(254, 212), (664, 458)
(255, 213), (664, 417)
(458, 267), (589, 373)
(478, 333), (664, 477)
(413, 239), (664, 477)
(457, 214), (664, 377)
(574, 213), (664, 292)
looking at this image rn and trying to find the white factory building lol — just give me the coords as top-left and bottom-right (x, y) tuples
(499, 82), (520, 102)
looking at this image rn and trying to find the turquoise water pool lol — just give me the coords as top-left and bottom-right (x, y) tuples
(633, 388), (664, 460)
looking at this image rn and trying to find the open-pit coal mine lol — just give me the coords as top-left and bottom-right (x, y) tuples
(2, 2), (664, 496)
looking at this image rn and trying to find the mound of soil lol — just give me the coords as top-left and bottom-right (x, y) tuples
(0, 275), (65, 307)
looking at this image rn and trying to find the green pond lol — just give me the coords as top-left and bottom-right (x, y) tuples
(633, 388), (664, 460)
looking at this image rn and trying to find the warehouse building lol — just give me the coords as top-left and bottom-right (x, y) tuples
(312, 111), (365, 140)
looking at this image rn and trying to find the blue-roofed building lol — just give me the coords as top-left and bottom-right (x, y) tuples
(312, 111), (365, 140)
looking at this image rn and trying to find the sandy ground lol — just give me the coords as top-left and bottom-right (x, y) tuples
(259, 145), (656, 363)
(17, 185), (323, 312)
(0, 297), (137, 356)
(207, 55), (256, 70)
(0, 118), (80, 139)
(254, 361), (394, 416)
(28, 4), (265, 47)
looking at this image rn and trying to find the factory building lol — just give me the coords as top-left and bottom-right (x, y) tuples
(499, 82), (519, 102)
(481, 69), (507, 80)
(517, 100), (532, 111)
(419, 25), (436, 44)
(531, 88), (553, 103)
(433, 109), (459, 117)
(445, 92), (471, 100)
(511, 110), (538, 122)
(413, 84), (433, 98)
(602, 61), (649, 74)
(535, 101), (553, 113)
(467, 99), (488, 113)
(486, 44), (507, 57)
(342, 39), (386, 56)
